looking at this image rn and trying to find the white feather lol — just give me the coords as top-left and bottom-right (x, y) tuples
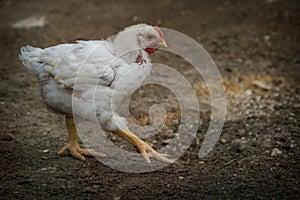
(19, 24), (155, 131)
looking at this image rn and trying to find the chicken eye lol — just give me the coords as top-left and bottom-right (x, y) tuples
(146, 34), (155, 40)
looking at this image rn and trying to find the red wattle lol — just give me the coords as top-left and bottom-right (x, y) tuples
(144, 47), (157, 54)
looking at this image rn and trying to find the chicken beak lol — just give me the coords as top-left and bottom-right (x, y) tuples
(156, 40), (168, 48)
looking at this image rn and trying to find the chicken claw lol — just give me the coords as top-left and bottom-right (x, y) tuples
(137, 141), (174, 164)
(58, 143), (106, 160)
(58, 116), (106, 160)
(115, 129), (175, 164)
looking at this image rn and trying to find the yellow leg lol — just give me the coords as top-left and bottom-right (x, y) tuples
(58, 116), (106, 160)
(114, 129), (174, 164)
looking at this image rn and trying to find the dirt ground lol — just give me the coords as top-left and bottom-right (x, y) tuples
(0, 0), (300, 199)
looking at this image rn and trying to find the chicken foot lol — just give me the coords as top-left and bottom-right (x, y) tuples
(58, 116), (106, 160)
(114, 129), (174, 164)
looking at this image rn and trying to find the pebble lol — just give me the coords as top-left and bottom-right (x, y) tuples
(131, 16), (139, 22)
(253, 80), (272, 90)
(271, 148), (282, 157)
(198, 161), (205, 165)
(41, 156), (51, 160)
(38, 166), (57, 173)
(84, 170), (91, 176)
(41, 183), (47, 187)
(172, 119), (179, 125)
(289, 112), (295, 117)
(255, 95), (262, 102)
(238, 129), (246, 137)
(293, 103), (300, 108)
(263, 35), (271, 41)
(237, 58), (243, 63)
(162, 139), (172, 145)
(178, 176), (184, 180)
(220, 137), (227, 144)
(231, 139), (248, 153)
(245, 89), (252, 96)
(12, 16), (47, 29)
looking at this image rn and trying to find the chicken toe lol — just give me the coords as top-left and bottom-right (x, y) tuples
(114, 129), (175, 164)
(58, 143), (106, 160)
(58, 116), (106, 160)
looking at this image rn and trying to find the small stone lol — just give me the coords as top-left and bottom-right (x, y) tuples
(253, 80), (272, 90)
(84, 170), (91, 176)
(263, 35), (271, 41)
(162, 139), (172, 145)
(271, 148), (282, 157)
(293, 104), (300, 108)
(231, 139), (248, 153)
(245, 89), (252, 96)
(41, 183), (47, 187)
(237, 58), (243, 63)
(255, 95), (262, 102)
(43, 149), (49, 153)
(220, 137), (227, 144)
(178, 176), (184, 180)
(198, 161), (205, 165)
(38, 166), (56, 173)
(172, 119), (179, 124)
(289, 112), (295, 117)
(132, 16), (139, 22)
(83, 186), (98, 194)
(39, 167), (47, 171)
(12, 16), (47, 29)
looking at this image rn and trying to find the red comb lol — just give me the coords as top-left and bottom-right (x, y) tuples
(154, 26), (165, 40)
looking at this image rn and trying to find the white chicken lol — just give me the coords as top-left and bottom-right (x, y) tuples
(19, 24), (173, 164)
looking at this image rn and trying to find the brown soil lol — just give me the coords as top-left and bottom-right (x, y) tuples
(0, 0), (299, 199)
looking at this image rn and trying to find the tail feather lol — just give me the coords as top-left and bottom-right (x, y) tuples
(19, 45), (44, 75)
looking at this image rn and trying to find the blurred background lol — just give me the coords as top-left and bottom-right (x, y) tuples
(0, 0), (299, 199)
